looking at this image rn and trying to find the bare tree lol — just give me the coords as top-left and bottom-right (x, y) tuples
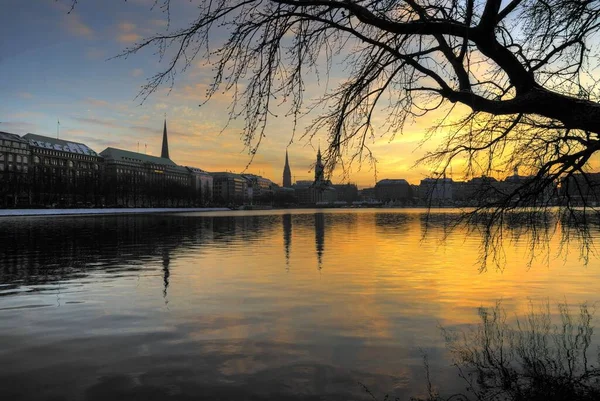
(65, 0), (600, 254)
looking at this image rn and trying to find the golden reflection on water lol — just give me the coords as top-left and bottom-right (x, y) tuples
(0, 209), (599, 399)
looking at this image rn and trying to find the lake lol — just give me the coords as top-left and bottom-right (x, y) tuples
(1, 208), (599, 400)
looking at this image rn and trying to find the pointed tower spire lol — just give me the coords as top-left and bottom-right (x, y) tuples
(314, 145), (324, 184)
(283, 149), (292, 187)
(161, 118), (170, 159)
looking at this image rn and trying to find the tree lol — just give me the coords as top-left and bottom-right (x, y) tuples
(66, 1), (600, 251)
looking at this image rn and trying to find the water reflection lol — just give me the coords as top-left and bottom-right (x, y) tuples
(162, 248), (170, 303)
(315, 213), (325, 269)
(0, 209), (599, 401)
(283, 213), (292, 269)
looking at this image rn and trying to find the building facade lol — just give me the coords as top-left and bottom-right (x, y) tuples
(24, 133), (104, 207)
(101, 147), (190, 207)
(187, 167), (213, 206)
(0, 132), (31, 207)
(375, 178), (413, 203)
(212, 172), (248, 205)
(243, 174), (274, 204)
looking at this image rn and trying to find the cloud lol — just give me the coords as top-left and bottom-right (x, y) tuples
(17, 92), (33, 99)
(131, 68), (144, 77)
(119, 22), (137, 32)
(64, 13), (94, 38)
(72, 117), (120, 128)
(129, 124), (195, 139)
(150, 19), (168, 28)
(84, 97), (111, 108)
(117, 33), (142, 43)
(117, 21), (141, 43)
(61, 129), (115, 151)
(0, 121), (39, 135)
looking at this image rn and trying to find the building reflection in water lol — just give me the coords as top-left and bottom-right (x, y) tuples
(282, 214), (292, 269)
(162, 248), (170, 304)
(315, 213), (325, 269)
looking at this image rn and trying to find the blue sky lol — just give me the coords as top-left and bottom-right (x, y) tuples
(0, 0), (471, 187)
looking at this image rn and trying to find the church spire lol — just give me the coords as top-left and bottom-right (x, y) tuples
(314, 146), (324, 184)
(283, 149), (292, 187)
(161, 118), (170, 159)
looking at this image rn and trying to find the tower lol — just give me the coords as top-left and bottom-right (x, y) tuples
(283, 150), (292, 187)
(314, 146), (324, 184)
(161, 119), (170, 159)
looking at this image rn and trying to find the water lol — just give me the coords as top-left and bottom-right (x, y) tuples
(0, 209), (599, 400)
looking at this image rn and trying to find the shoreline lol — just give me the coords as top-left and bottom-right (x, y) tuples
(0, 207), (230, 217)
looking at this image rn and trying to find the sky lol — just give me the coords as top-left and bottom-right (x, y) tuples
(0, 0), (445, 188)
(2, 1), (596, 188)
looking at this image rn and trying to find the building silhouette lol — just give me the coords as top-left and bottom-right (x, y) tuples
(161, 119), (170, 159)
(0, 121), (214, 208)
(282, 150), (292, 187)
(314, 146), (324, 185)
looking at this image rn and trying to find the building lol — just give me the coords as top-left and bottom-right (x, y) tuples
(100, 147), (190, 207)
(187, 167), (213, 205)
(0, 120), (220, 208)
(211, 172), (248, 205)
(24, 133), (104, 207)
(376, 178), (412, 203)
(243, 174), (274, 204)
(282, 150), (292, 188)
(418, 178), (453, 204)
(359, 187), (376, 201)
(332, 183), (359, 203)
(0, 131), (31, 206)
(161, 119), (170, 159)
(291, 148), (337, 205)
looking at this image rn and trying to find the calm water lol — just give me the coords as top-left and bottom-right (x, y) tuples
(1, 209), (599, 400)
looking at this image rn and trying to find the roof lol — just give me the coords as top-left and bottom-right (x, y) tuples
(377, 178), (410, 186)
(419, 178), (454, 184)
(186, 166), (211, 175)
(0, 131), (28, 143)
(210, 172), (246, 179)
(100, 147), (179, 167)
(23, 133), (99, 156)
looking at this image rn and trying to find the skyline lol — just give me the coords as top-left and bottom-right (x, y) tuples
(1, 0), (457, 188)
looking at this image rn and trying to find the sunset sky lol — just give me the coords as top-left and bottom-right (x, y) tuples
(0, 0), (449, 188)
(2, 0), (596, 187)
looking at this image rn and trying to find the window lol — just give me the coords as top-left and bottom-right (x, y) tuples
(16, 155), (22, 163)
(23, 166), (28, 173)
(0, 164), (3, 171)
(21, 143), (27, 149)
(0, 154), (4, 162)
(34, 156), (40, 164)
(8, 154), (13, 162)
(16, 164), (22, 171)
(23, 156), (28, 164)
(67, 160), (73, 168)
(8, 164), (13, 171)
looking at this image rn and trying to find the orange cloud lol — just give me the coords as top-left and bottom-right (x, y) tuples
(131, 68), (144, 77)
(64, 13), (93, 38)
(118, 33), (141, 44)
(117, 21), (141, 43)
